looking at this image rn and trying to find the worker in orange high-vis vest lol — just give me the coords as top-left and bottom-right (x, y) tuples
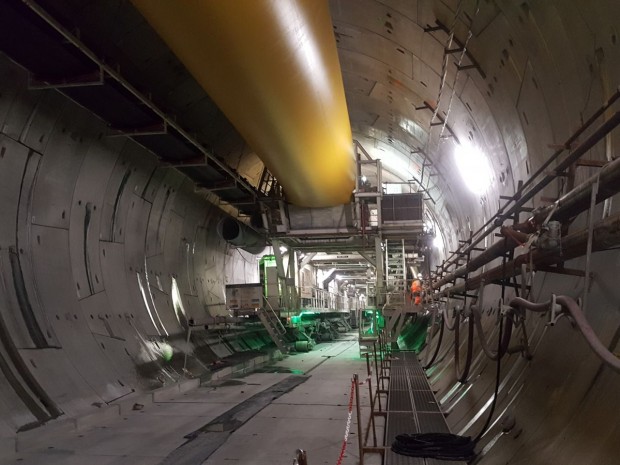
(411, 279), (422, 305)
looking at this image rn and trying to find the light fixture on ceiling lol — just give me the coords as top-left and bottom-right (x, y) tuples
(454, 142), (492, 195)
(279, 245), (288, 254)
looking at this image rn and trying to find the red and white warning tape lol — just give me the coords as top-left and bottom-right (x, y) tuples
(335, 379), (355, 465)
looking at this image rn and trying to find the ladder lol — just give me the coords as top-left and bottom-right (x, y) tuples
(385, 239), (407, 304)
(383, 239), (410, 342)
(258, 298), (289, 353)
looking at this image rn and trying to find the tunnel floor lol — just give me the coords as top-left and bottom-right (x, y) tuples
(4, 338), (381, 465)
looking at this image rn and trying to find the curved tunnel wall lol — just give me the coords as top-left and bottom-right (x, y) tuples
(0, 2), (619, 463)
(0, 56), (262, 432)
(415, 2), (620, 462)
(423, 261), (620, 464)
(333, 1), (620, 463)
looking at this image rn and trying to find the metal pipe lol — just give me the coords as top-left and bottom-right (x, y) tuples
(131, 0), (355, 207)
(512, 90), (620, 204)
(517, 154), (620, 231)
(216, 218), (266, 254)
(436, 154), (620, 290)
(441, 211), (620, 296)
(582, 176), (600, 314)
(435, 97), (620, 278)
(372, 342), (382, 412)
(433, 228), (528, 289)
(494, 110), (620, 225)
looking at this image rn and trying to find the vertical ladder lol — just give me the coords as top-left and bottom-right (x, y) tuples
(258, 299), (289, 353)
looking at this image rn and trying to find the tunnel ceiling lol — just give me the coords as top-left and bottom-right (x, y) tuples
(1, 0), (618, 247)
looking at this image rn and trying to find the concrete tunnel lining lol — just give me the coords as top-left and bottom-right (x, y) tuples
(0, 1), (619, 464)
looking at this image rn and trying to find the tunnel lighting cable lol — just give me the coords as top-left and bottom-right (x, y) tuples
(454, 308), (475, 382)
(442, 298), (455, 331)
(472, 312), (503, 443)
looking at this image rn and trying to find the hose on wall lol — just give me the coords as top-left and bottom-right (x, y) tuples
(424, 294), (620, 375)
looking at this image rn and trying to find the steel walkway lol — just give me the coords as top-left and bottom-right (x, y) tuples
(384, 352), (466, 465)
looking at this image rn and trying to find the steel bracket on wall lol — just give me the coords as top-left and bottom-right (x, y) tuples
(28, 66), (104, 89)
(108, 122), (168, 138)
(423, 20), (486, 79)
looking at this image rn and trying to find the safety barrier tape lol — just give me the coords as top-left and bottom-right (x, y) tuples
(335, 379), (355, 465)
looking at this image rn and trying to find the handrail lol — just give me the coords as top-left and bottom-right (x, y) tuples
(261, 297), (287, 335)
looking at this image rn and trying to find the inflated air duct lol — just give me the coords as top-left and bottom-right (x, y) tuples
(131, 0), (355, 207)
(217, 218), (266, 255)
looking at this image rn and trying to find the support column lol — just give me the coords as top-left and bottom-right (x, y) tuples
(272, 240), (290, 310)
(375, 237), (385, 307)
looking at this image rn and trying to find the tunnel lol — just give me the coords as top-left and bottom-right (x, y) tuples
(0, 1), (619, 464)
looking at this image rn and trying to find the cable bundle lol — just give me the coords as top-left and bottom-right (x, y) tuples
(391, 433), (476, 462)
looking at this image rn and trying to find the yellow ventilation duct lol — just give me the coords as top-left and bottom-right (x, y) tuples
(131, 0), (354, 207)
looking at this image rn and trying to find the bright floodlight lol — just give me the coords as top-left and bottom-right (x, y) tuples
(454, 143), (492, 194)
(433, 235), (442, 248)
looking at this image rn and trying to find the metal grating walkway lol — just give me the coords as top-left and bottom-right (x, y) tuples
(384, 352), (466, 465)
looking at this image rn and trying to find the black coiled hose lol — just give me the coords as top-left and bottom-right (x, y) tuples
(391, 433), (476, 461)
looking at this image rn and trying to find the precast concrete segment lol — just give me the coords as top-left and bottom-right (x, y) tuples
(131, 0), (355, 207)
(0, 54), (274, 438)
